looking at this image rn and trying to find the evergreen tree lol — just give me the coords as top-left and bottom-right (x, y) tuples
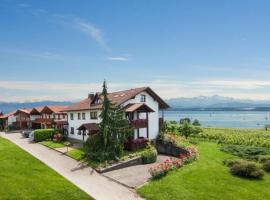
(85, 81), (133, 161)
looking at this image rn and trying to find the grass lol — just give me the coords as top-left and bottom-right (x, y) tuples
(0, 137), (93, 200)
(66, 146), (151, 169)
(66, 148), (86, 160)
(39, 140), (66, 148)
(138, 141), (270, 200)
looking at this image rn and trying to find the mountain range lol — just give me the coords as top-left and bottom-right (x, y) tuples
(166, 95), (270, 111)
(0, 101), (73, 113)
(1, 95), (270, 113)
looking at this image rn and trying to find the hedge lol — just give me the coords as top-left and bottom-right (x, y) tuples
(34, 129), (55, 142)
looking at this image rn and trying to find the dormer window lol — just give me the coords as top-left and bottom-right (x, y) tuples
(140, 94), (146, 102)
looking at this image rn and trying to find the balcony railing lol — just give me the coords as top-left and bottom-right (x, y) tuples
(130, 119), (148, 128)
(34, 118), (55, 124)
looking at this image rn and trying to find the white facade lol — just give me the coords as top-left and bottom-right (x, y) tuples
(65, 90), (162, 141)
(66, 110), (101, 140)
(121, 91), (160, 140)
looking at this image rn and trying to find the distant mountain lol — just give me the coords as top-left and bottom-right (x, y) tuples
(0, 101), (73, 113)
(166, 95), (270, 111)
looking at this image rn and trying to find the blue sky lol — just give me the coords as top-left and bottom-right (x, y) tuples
(1, 0), (270, 102)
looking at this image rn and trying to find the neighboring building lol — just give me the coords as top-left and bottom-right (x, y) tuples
(13, 109), (32, 129)
(29, 106), (44, 129)
(62, 87), (169, 141)
(0, 110), (16, 130)
(34, 105), (68, 132)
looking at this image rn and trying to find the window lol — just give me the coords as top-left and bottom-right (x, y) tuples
(82, 112), (85, 120)
(90, 111), (98, 119)
(140, 94), (146, 102)
(70, 113), (74, 120)
(78, 130), (81, 135)
(58, 114), (60, 120)
(78, 113), (81, 120)
(70, 127), (74, 134)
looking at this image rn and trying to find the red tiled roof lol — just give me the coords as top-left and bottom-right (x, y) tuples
(123, 103), (155, 113)
(30, 106), (44, 114)
(77, 123), (99, 131)
(0, 110), (16, 119)
(41, 105), (68, 114)
(61, 98), (91, 112)
(63, 87), (169, 112)
(14, 108), (32, 116)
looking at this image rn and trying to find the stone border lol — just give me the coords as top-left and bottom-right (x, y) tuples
(96, 156), (143, 173)
(155, 141), (189, 157)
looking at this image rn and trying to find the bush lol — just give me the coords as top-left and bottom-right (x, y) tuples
(192, 119), (201, 126)
(124, 137), (148, 151)
(263, 160), (270, 172)
(220, 145), (270, 159)
(141, 146), (158, 164)
(229, 160), (264, 179)
(257, 155), (270, 163)
(223, 159), (244, 167)
(180, 118), (191, 124)
(34, 129), (55, 142)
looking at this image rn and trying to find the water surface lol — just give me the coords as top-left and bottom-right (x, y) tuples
(163, 111), (270, 128)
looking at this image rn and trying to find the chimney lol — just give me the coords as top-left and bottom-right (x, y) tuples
(88, 93), (95, 100)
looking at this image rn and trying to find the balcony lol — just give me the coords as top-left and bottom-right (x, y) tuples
(34, 118), (55, 124)
(130, 119), (148, 128)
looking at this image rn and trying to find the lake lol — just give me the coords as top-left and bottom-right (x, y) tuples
(163, 110), (270, 129)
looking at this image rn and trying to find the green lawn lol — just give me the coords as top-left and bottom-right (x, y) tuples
(66, 148), (86, 160)
(39, 140), (66, 148)
(0, 137), (93, 200)
(138, 142), (270, 200)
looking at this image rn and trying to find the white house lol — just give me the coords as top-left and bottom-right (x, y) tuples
(62, 87), (169, 141)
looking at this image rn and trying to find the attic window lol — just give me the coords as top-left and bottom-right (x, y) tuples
(140, 94), (146, 102)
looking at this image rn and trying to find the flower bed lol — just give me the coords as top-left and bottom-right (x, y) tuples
(149, 145), (199, 179)
(149, 158), (183, 179)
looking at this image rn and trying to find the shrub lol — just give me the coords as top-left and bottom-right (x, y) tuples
(53, 133), (62, 142)
(180, 118), (191, 124)
(263, 160), (270, 172)
(192, 119), (201, 126)
(178, 122), (202, 138)
(34, 129), (55, 142)
(124, 137), (148, 151)
(229, 160), (264, 179)
(257, 155), (270, 163)
(223, 159), (244, 167)
(141, 146), (158, 164)
(220, 145), (270, 159)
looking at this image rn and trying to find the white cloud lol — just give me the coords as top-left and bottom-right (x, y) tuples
(196, 80), (270, 89)
(0, 48), (63, 61)
(0, 79), (270, 102)
(75, 20), (110, 52)
(105, 56), (129, 61)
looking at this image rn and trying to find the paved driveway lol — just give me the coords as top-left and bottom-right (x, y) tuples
(0, 132), (143, 200)
(103, 155), (171, 188)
